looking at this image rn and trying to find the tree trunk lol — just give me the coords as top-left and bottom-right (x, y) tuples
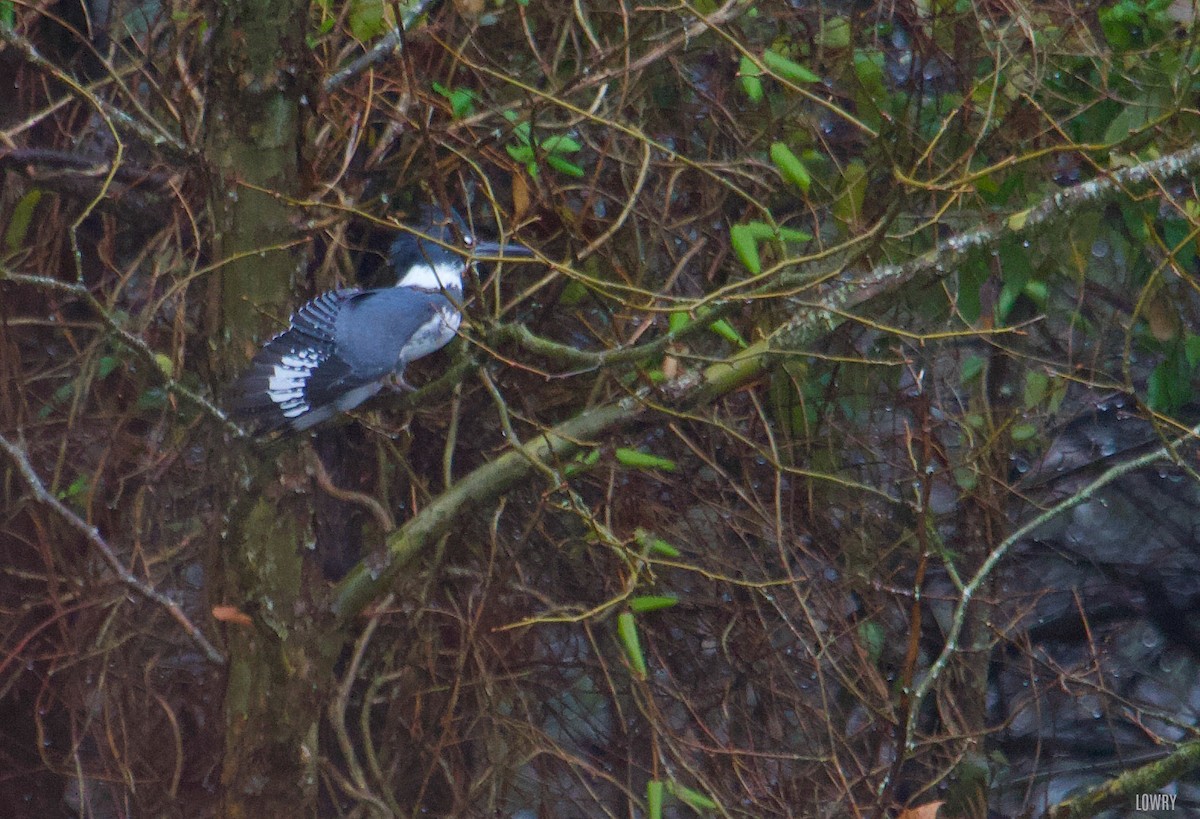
(203, 0), (330, 814)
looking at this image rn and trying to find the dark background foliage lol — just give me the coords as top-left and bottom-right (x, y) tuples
(3, 0), (1200, 816)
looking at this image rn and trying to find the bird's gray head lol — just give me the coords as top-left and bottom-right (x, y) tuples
(388, 207), (534, 293)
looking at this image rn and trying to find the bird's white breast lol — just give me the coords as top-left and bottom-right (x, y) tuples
(398, 305), (462, 365)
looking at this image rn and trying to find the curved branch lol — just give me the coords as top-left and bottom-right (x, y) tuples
(0, 433), (225, 664)
(336, 140), (1200, 623)
(1046, 739), (1200, 819)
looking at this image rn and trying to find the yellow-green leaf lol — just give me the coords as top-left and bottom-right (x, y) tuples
(629, 595), (678, 613)
(1024, 371), (1048, 407)
(636, 529), (682, 558)
(668, 781), (720, 811)
(729, 223), (762, 274)
(833, 160), (867, 225)
(769, 142), (812, 193)
(154, 353), (175, 378)
(615, 448), (677, 471)
(540, 134), (582, 154)
(1011, 423), (1037, 442)
(349, 0), (387, 41)
(762, 49), (821, 84)
(742, 220), (779, 240)
(738, 55), (764, 103)
(819, 16), (851, 48)
(4, 188), (42, 252)
(647, 780), (664, 819)
(708, 318), (748, 348)
(1007, 209), (1029, 231)
(506, 143), (535, 163)
(617, 612), (647, 678)
(546, 154), (585, 178)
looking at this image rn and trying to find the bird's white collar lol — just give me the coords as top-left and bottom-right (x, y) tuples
(396, 260), (464, 293)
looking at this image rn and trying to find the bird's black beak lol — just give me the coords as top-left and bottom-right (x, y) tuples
(469, 239), (536, 260)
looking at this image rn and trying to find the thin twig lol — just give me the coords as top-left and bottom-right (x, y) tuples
(0, 433), (225, 665)
(0, 268), (245, 438)
(323, 0), (440, 94)
(307, 449), (395, 531)
(903, 420), (1200, 750)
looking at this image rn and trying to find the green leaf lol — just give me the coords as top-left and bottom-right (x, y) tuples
(511, 120), (532, 144)
(1185, 334), (1200, 369)
(741, 220), (780, 240)
(636, 529), (682, 558)
(615, 448), (677, 471)
(955, 250), (988, 324)
(137, 387), (167, 411)
(769, 142), (812, 193)
(729, 224), (762, 274)
(540, 134), (582, 154)
(776, 225), (813, 243)
(154, 353), (175, 378)
(996, 283), (1019, 323)
(506, 143), (535, 164)
(58, 473), (90, 502)
(1010, 423), (1038, 442)
(558, 280), (589, 306)
(432, 83), (476, 119)
(667, 781), (720, 811)
(97, 356), (118, 379)
(728, 220), (810, 278)
(647, 780), (664, 819)
(819, 16), (851, 48)
(833, 160), (867, 225)
(853, 49), (886, 101)
(545, 154), (585, 178)
(617, 612), (647, 678)
(960, 354), (985, 383)
(997, 234), (1032, 289)
(707, 318), (747, 348)
(668, 311), (689, 334)
(738, 55), (764, 103)
(4, 188), (42, 252)
(629, 595), (678, 613)
(762, 49), (821, 84)
(1022, 279), (1047, 306)
(858, 620), (885, 664)
(1023, 371), (1048, 408)
(349, 0), (387, 41)
(1147, 346), (1192, 413)
(564, 447), (601, 477)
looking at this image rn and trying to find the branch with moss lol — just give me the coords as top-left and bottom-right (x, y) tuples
(1046, 738), (1200, 818)
(333, 139), (1200, 626)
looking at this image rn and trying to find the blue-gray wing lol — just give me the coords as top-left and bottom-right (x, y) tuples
(334, 287), (455, 376)
(228, 288), (445, 434)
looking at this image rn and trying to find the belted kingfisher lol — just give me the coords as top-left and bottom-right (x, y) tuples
(228, 209), (533, 434)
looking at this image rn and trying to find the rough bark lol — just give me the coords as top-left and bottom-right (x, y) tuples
(203, 0), (325, 814)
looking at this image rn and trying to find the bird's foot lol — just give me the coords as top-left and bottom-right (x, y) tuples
(383, 371), (416, 393)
